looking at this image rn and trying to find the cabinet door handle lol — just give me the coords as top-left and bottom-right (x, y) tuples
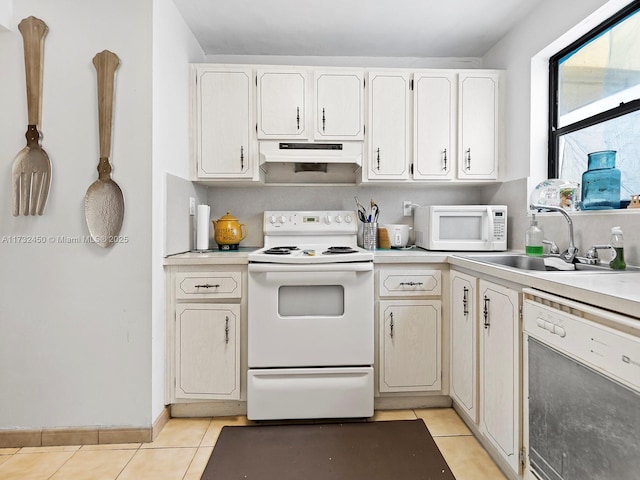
(463, 286), (469, 316)
(399, 281), (423, 287)
(194, 284), (220, 289)
(483, 295), (490, 329)
(224, 316), (229, 344)
(443, 148), (448, 171)
(240, 145), (244, 170)
(296, 106), (300, 131)
(322, 107), (326, 132)
(389, 311), (394, 338)
(465, 148), (471, 171)
(376, 148), (381, 171)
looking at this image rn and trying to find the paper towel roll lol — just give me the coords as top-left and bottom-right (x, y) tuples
(196, 204), (211, 250)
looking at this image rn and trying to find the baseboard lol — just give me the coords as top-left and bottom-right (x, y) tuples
(152, 406), (171, 440)
(0, 407), (171, 448)
(169, 397), (452, 418)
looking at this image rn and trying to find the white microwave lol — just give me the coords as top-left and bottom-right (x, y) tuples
(414, 205), (507, 251)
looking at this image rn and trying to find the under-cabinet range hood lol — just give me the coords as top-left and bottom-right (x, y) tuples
(259, 141), (362, 184)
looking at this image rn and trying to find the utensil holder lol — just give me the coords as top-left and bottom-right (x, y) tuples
(363, 223), (377, 250)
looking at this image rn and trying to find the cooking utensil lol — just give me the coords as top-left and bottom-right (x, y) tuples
(84, 50), (124, 248)
(370, 198), (379, 223)
(12, 16), (50, 216)
(354, 196), (367, 223)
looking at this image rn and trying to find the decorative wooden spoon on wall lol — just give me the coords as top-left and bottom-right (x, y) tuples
(84, 50), (124, 248)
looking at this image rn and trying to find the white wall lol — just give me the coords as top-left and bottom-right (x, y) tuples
(0, 0), (10, 30)
(0, 0), (153, 429)
(151, 0), (204, 421)
(204, 54), (482, 69)
(482, 0), (609, 182)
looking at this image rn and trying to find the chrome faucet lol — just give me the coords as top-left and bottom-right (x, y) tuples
(530, 204), (578, 263)
(581, 244), (615, 265)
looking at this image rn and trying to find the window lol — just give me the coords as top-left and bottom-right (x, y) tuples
(548, 0), (640, 207)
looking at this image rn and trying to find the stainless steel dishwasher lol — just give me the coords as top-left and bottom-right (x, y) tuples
(522, 288), (640, 480)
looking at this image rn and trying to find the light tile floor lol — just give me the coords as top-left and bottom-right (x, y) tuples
(0, 409), (506, 480)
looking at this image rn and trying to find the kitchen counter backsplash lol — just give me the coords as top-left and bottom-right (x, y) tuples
(529, 210), (639, 267)
(204, 184), (483, 251)
(167, 173), (639, 266)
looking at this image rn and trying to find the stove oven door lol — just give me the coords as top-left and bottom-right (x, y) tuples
(248, 262), (374, 367)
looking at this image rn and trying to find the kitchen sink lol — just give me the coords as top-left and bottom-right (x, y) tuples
(466, 254), (638, 273)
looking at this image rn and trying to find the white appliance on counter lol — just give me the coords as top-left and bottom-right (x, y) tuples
(247, 210), (374, 420)
(414, 205), (507, 251)
(522, 289), (640, 480)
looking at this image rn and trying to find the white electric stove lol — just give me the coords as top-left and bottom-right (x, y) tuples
(247, 211), (374, 420)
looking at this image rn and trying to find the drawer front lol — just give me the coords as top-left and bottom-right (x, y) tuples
(175, 272), (241, 300)
(379, 269), (441, 296)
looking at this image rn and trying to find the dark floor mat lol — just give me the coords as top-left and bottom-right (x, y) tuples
(201, 419), (456, 480)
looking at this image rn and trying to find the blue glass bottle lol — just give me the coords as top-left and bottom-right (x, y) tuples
(581, 150), (621, 210)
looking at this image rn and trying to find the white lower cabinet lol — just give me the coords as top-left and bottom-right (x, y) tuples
(167, 268), (244, 403)
(377, 266), (442, 394)
(479, 278), (521, 475)
(450, 270), (523, 476)
(449, 270), (478, 422)
(175, 304), (240, 400)
(379, 299), (441, 392)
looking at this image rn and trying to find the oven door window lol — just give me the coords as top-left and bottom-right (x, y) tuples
(278, 285), (344, 316)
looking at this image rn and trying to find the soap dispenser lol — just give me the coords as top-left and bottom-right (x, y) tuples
(526, 214), (544, 256)
(609, 226), (626, 270)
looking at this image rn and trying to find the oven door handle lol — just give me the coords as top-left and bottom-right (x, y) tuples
(249, 262), (373, 273)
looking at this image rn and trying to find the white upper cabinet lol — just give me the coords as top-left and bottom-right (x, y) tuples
(366, 71), (412, 180)
(314, 71), (364, 140)
(193, 66), (256, 180)
(458, 72), (500, 180)
(257, 68), (364, 141)
(190, 64), (502, 184)
(257, 69), (308, 139)
(413, 71), (457, 180)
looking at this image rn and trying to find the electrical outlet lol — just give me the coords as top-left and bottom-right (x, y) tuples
(189, 197), (196, 216)
(403, 200), (412, 217)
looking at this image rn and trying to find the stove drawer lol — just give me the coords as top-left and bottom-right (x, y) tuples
(175, 271), (241, 300)
(379, 268), (441, 297)
(247, 367), (374, 420)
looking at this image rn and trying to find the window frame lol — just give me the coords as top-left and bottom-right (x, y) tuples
(548, 0), (640, 186)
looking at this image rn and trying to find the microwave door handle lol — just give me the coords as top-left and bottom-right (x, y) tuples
(486, 206), (493, 247)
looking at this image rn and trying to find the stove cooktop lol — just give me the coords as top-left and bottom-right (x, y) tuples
(248, 210), (374, 264)
(248, 243), (373, 264)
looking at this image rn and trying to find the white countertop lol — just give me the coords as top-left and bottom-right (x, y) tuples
(448, 255), (640, 320)
(164, 247), (256, 266)
(165, 248), (640, 320)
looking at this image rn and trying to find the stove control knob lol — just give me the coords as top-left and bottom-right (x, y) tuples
(269, 215), (277, 224)
(279, 215), (287, 224)
(335, 215), (343, 223)
(324, 215), (332, 224)
(344, 214), (353, 223)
